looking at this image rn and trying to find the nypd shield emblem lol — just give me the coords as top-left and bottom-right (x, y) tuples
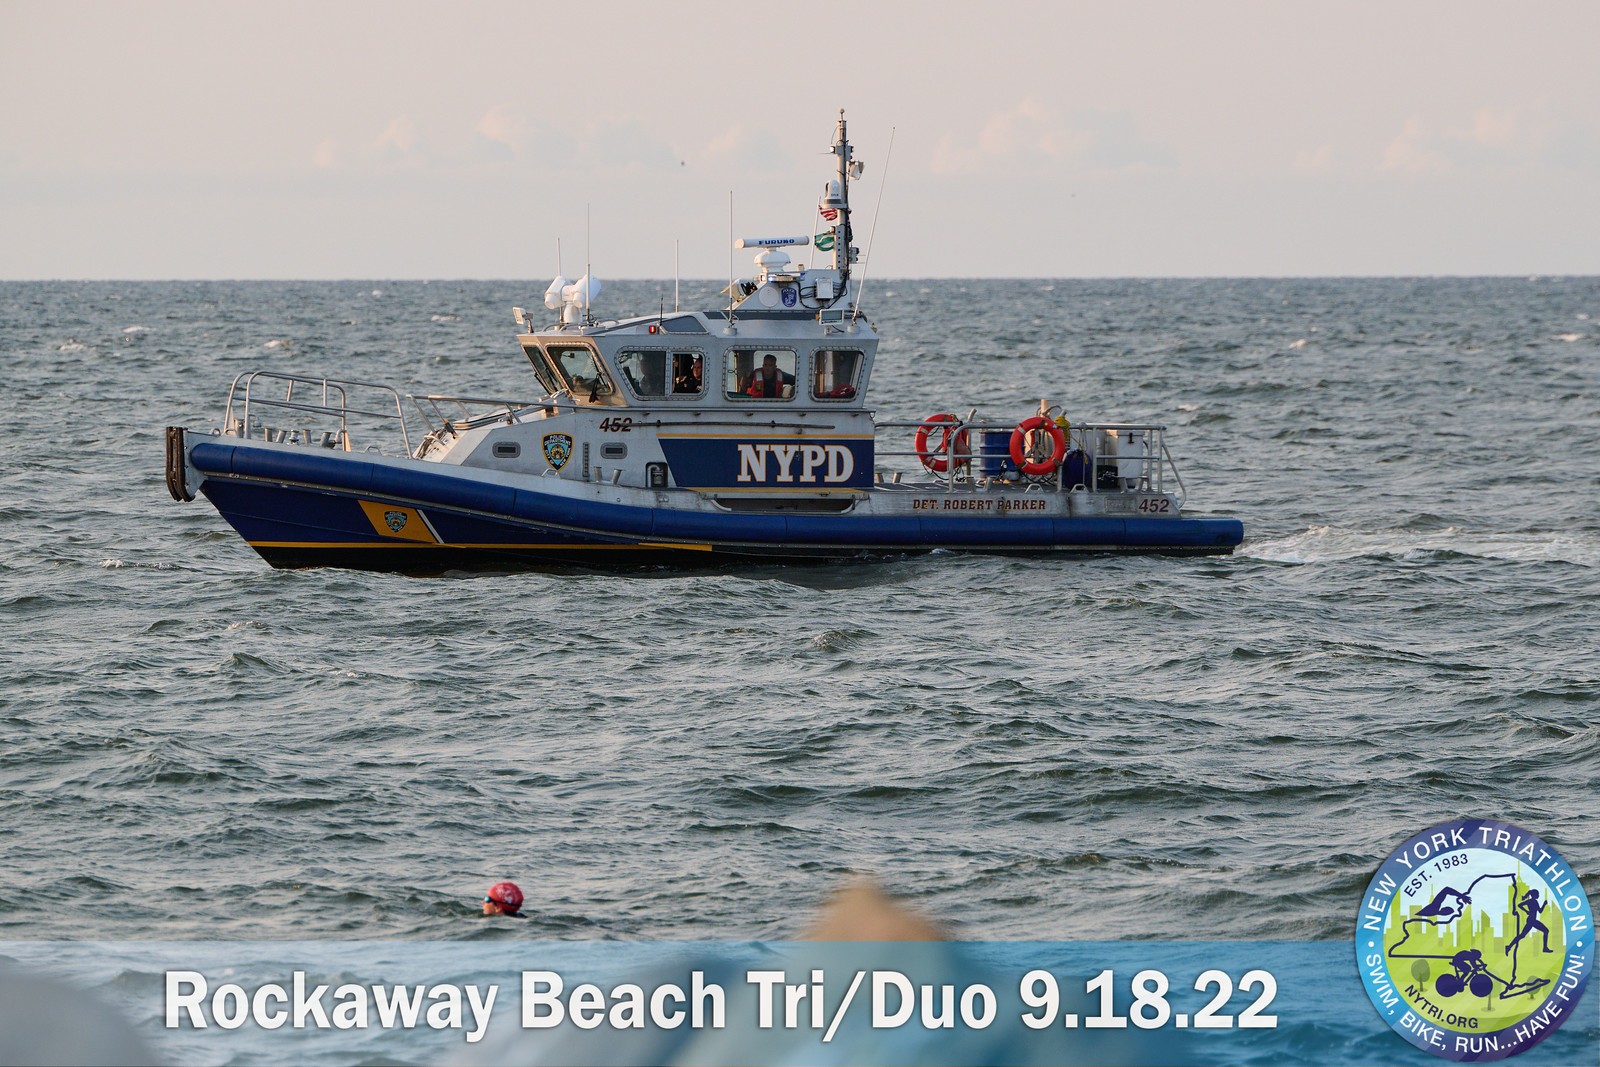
(383, 510), (408, 532)
(542, 433), (574, 471)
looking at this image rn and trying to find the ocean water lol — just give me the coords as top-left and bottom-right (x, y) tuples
(1, 278), (1597, 1058)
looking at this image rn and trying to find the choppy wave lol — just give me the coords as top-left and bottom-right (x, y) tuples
(1242, 525), (1600, 566)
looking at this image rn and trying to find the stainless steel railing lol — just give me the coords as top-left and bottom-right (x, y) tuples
(216, 371), (1188, 507)
(871, 417), (1186, 505)
(407, 394), (548, 459)
(409, 394), (546, 433)
(221, 371), (413, 454)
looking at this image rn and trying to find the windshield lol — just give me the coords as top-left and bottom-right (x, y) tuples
(546, 345), (615, 398)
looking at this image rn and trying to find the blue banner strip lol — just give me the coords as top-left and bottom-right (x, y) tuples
(0, 941), (1593, 1066)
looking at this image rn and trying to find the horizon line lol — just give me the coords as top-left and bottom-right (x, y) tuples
(3, 272), (1597, 284)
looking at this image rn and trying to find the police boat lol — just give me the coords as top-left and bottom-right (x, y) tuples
(165, 113), (1243, 570)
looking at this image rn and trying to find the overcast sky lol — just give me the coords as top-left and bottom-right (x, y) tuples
(3, 1), (1597, 279)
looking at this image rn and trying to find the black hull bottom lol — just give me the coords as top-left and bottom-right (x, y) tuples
(251, 541), (1232, 575)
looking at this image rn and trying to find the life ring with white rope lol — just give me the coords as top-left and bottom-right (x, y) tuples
(914, 414), (969, 474)
(1009, 415), (1067, 476)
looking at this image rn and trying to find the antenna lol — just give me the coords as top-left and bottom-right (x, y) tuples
(585, 204), (592, 324)
(853, 125), (895, 325)
(674, 239), (680, 312)
(800, 200), (818, 274)
(556, 238), (563, 279)
(726, 191), (737, 334)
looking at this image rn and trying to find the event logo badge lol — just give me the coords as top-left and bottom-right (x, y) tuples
(542, 433), (573, 471)
(1358, 819), (1592, 1061)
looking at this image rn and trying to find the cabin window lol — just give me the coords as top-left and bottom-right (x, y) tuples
(547, 345), (614, 398)
(726, 349), (796, 401)
(521, 345), (559, 394)
(618, 351), (668, 397)
(618, 350), (704, 398)
(671, 352), (705, 396)
(812, 349), (863, 400)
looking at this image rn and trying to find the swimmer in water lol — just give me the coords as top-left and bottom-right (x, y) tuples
(483, 881), (524, 918)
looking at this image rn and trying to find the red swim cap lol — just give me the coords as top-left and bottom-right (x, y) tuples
(486, 881), (523, 913)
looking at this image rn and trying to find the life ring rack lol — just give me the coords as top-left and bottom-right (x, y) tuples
(914, 413), (970, 474)
(1009, 415), (1067, 477)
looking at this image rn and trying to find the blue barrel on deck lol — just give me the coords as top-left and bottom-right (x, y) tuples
(1062, 449), (1091, 488)
(979, 430), (1014, 476)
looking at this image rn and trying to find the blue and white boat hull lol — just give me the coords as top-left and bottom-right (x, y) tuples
(179, 435), (1243, 570)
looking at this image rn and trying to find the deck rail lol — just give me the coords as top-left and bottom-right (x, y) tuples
(872, 418), (1186, 505)
(216, 372), (1186, 506)
(410, 394), (546, 429)
(221, 371), (413, 454)
(408, 395), (549, 459)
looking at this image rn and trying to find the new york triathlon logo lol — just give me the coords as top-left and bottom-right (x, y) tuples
(1358, 819), (1592, 1060)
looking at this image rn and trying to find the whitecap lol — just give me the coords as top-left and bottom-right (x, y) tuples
(429, 313), (460, 323)
(1241, 525), (1600, 567)
(1551, 333), (1583, 343)
(121, 325), (148, 334)
(57, 341), (87, 352)
(1287, 338), (1309, 350)
(1176, 403), (1200, 412)
(97, 558), (170, 570)
(263, 338), (294, 349)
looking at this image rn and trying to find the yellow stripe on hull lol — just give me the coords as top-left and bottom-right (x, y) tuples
(248, 540), (714, 552)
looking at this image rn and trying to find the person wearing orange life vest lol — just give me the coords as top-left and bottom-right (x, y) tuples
(745, 354), (794, 398)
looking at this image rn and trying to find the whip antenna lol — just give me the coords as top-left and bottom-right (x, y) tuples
(726, 191), (737, 333)
(852, 125), (895, 324)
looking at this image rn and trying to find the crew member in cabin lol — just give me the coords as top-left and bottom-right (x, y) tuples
(674, 354), (702, 394)
(483, 881), (525, 918)
(746, 354), (794, 398)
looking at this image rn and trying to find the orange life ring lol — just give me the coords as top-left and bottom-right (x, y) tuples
(914, 414), (969, 473)
(1009, 415), (1067, 476)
